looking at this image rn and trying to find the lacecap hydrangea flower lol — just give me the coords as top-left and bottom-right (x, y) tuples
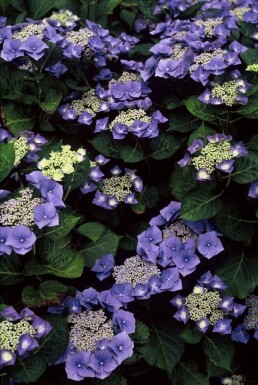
(178, 133), (248, 181)
(48, 294), (134, 381)
(136, 200), (224, 275)
(0, 306), (52, 369)
(171, 271), (246, 336)
(81, 165), (143, 210)
(0, 171), (65, 255)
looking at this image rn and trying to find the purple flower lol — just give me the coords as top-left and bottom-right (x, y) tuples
(112, 309), (135, 334)
(219, 296), (234, 311)
(229, 141), (248, 158)
(197, 231), (224, 259)
(90, 350), (118, 379)
(229, 303), (246, 318)
(137, 226), (162, 245)
(34, 202), (59, 229)
(17, 333), (39, 357)
(110, 283), (134, 306)
(213, 318), (232, 335)
(231, 325), (249, 344)
(136, 242), (159, 264)
(155, 58), (178, 78)
(170, 294), (185, 309)
(92, 191), (108, 208)
(0, 226), (12, 255)
(173, 306), (189, 324)
(216, 160), (235, 173)
(159, 201), (181, 222)
(204, 56), (227, 75)
(98, 290), (121, 312)
(20, 35), (48, 60)
(63, 43), (82, 59)
(188, 139), (204, 154)
(66, 351), (95, 381)
(110, 83), (126, 100)
(0, 306), (21, 321)
(148, 275), (162, 294)
(140, 56), (157, 81)
(45, 62), (68, 77)
(91, 253), (115, 281)
(125, 81), (142, 98)
(248, 181), (258, 198)
(1, 39), (23, 61)
(6, 225), (36, 255)
(109, 332), (134, 365)
(0, 350), (16, 367)
(210, 275), (227, 290)
(77, 287), (99, 309)
(131, 283), (150, 299)
(173, 251), (200, 276)
(32, 316), (52, 338)
(160, 267), (182, 291)
(196, 169), (211, 181)
(20, 307), (35, 321)
(196, 318), (210, 333)
(78, 111), (93, 125)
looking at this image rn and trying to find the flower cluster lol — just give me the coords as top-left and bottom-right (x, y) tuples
(171, 271), (246, 336)
(81, 164), (143, 209)
(0, 171), (64, 255)
(49, 296), (134, 381)
(136, 200), (224, 275)
(178, 133), (248, 180)
(221, 375), (246, 385)
(37, 145), (86, 181)
(0, 306), (52, 369)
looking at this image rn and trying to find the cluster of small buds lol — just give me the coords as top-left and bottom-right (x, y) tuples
(0, 187), (42, 228)
(243, 295), (258, 330)
(0, 306), (52, 369)
(171, 271), (246, 335)
(113, 255), (161, 288)
(37, 145), (86, 181)
(13, 137), (28, 165)
(221, 375), (246, 385)
(81, 165), (143, 210)
(178, 133), (248, 181)
(12, 20), (48, 42)
(64, 28), (94, 59)
(109, 109), (151, 130)
(246, 63), (258, 72)
(68, 310), (114, 352)
(189, 49), (228, 74)
(162, 219), (199, 243)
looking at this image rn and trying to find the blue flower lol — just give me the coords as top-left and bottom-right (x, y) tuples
(20, 35), (48, 60)
(112, 309), (135, 334)
(90, 350), (118, 380)
(0, 226), (12, 255)
(231, 325), (249, 344)
(109, 331), (134, 365)
(6, 225), (36, 255)
(173, 250), (200, 277)
(66, 351), (95, 381)
(213, 318), (232, 335)
(77, 287), (99, 309)
(197, 231), (224, 259)
(1, 39), (23, 61)
(91, 253), (115, 281)
(34, 202), (59, 229)
(17, 333), (39, 357)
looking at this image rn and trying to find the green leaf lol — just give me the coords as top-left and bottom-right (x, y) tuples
(0, 0), (11, 14)
(65, 78), (90, 92)
(25, 246), (84, 278)
(149, 133), (182, 160)
(180, 188), (223, 221)
(240, 47), (258, 65)
(170, 165), (197, 201)
(0, 68), (24, 101)
(138, 323), (185, 372)
(63, 158), (90, 191)
(89, 132), (120, 159)
(185, 96), (216, 122)
(39, 88), (62, 113)
(171, 362), (209, 385)
(76, 222), (107, 242)
(203, 335), (234, 371)
(97, 0), (122, 16)
(4, 103), (36, 134)
(236, 95), (258, 118)
(229, 151), (258, 184)
(132, 320), (151, 345)
(0, 254), (24, 286)
(120, 9), (136, 29)
(39, 42), (63, 70)
(216, 250), (258, 298)
(187, 123), (217, 146)
(206, 360), (231, 379)
(138, 186), (159, 208)
(27, 0), (54, 19)
(22, 280), (69, 307)
(0, 143), (15, 183)
(45, 210), (81, 240)
(10, 355), (47, 383)
(119, 144), (145, 163)
(54, 0), (80, 13)
(120, 221), (148, 251)
(214, 203), (258, 242)
(80, 229), (121, 267)
(180, 327), (202, 344)
(137, 0), (157, 20)
(168, 115), (200, 133)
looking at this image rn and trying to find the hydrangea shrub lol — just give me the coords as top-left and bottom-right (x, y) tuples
(0, 1), (258, 384)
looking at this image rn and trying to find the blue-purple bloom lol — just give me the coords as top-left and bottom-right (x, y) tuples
(213, 318), (232, 335)
(91, 254), (115, 281)
(19, 35), (48, 60)
(5, 224), (36, 255)
(197, 231), (224, 259)
(34, 202), (59, 229)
